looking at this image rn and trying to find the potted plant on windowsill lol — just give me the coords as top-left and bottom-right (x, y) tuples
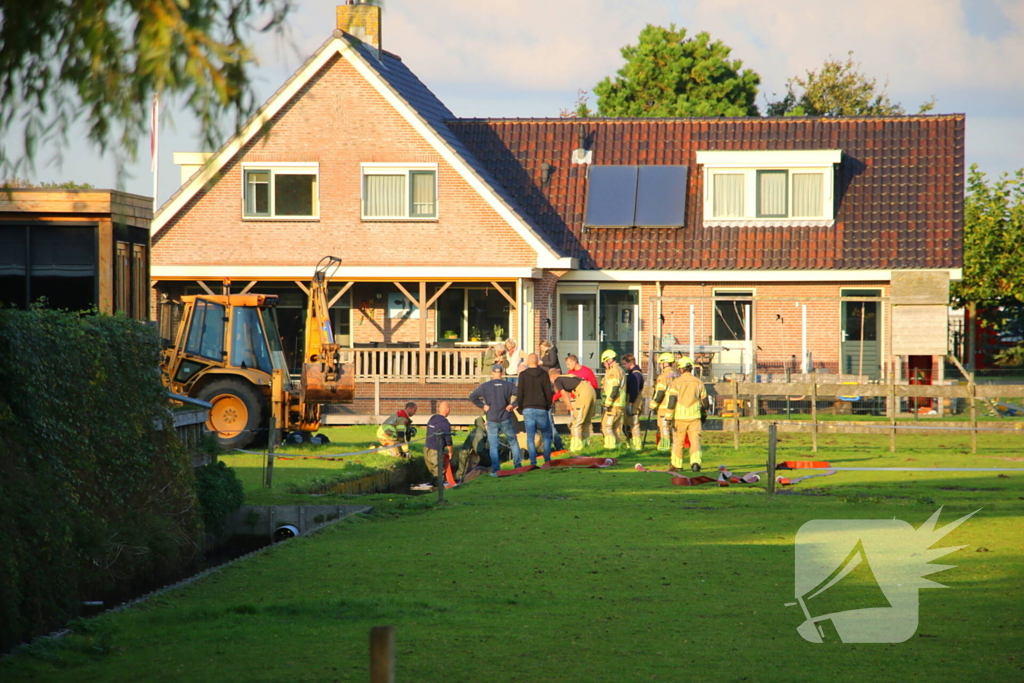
(438, 330), (458, 348)
(469, 326), (482, 342)
(493, 324), (505, 342)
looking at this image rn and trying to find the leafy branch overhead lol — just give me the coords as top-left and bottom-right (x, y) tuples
(0, 0), (293, 175)
(765, 52), (935, 117)
(592, 24), (761, 117)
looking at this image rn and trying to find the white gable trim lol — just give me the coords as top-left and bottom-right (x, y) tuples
(337, 43), (573, 269)
(153, 34), (575, 270)
(152, 40), (341, 235)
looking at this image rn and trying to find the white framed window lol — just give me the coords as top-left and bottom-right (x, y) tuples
(697, 150), (840, 227)
(361, 163), (438, 220)
(242, 163), (319, 219)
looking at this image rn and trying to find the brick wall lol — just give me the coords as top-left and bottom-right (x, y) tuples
(154, 53), (538, 270)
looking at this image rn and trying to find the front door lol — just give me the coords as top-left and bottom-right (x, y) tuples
(558, 290), (598, 367)
(841, 289), (881, 379)
(599, 289), (638, 360)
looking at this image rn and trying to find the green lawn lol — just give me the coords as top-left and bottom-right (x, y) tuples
(4, 430), (1023, 682)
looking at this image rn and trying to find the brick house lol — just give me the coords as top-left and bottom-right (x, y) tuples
(151, 4), (963, 415)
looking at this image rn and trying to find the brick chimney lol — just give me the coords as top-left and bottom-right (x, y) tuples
(336, 2), (382, 60)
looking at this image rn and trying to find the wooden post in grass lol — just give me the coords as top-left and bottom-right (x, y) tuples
(732, 379), (740, 450)
(810, 377), (818, 453)
(969, 380), (978, 454)
(370, 625), (395, 683)
(889, 381), (897, 453)
(264, 417), (276, 489)
(767, 422), (777, 495)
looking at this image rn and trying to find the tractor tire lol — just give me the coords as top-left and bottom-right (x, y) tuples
(196, 378), (266, 450)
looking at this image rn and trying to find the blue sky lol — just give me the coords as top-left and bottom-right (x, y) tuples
(9, 0), (1023, 204)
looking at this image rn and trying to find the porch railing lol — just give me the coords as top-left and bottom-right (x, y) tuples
(339, 348), (487, 382)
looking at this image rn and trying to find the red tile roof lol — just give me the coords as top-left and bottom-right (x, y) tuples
(448, 116), (964, 271)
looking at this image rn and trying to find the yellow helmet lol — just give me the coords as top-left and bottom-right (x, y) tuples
(600, 349), (618, 363)
(657, 352), (675, 365)
(676, 355), (694, 369)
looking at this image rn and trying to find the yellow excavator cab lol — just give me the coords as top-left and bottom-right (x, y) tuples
(162, 258), (354, 449)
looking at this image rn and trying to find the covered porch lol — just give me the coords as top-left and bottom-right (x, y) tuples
(152, 266), (539, 384)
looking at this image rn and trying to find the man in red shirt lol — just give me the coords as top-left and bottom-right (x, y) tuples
(565, 354), (598, 390)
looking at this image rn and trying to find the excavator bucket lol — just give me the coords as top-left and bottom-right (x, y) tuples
(301, 362), (355, 404)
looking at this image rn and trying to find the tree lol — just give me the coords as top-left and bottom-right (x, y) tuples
(0, 0), (293, 177)
(591, 25), (760, 117)
(951, 165), (1024, 366)
(765, 52), (934, 117)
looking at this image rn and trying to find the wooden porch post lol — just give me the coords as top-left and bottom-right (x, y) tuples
(419, 281), (427, 384)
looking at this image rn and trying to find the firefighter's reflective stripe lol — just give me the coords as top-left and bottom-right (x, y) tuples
(602, 364), (627, 408)
(667, 374), (706, 420)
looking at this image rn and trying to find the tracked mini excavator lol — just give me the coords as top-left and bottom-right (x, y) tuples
(161, 256), (355, 449)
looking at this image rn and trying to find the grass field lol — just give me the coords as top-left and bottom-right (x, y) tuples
(4, 428), (1023, 682)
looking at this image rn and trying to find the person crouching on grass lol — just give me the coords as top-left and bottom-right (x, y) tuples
(377, 402), (417, 457)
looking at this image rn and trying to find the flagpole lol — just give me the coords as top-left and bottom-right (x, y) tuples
(151, 93), (160, 213)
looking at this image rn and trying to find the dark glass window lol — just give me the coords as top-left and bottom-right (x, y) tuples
(30, 226), (95, 311)
(714, 292), (752, 341)
(244, 169), (317, 218)
(844, 290), (879, 342)
(0, 226), (27, 309)
(231, 306), (272, 373)
(275, 174), (316, 216)
(185, 299), (226, 361)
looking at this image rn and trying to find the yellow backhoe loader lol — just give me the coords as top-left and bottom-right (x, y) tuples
(161, 257), (355, 449)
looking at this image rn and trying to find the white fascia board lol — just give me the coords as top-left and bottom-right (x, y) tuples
(152, 265), (543, 280)
(339, 44), (575, 270)
(559, 269), (961, 283)
(152, 39), (343, 235)
(696, 149), (842, 167)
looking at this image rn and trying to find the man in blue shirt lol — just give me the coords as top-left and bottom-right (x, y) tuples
(469, 365), (523, 474)
(424, 401), (454, 482)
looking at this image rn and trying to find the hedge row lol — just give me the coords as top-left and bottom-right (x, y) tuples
(0, 308), (202, 652)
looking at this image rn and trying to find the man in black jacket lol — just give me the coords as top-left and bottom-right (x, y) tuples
(516, 353), (554, 466)
(469, 365), (523, 474)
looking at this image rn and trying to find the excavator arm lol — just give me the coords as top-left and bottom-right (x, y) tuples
(300, 256), (355, 404)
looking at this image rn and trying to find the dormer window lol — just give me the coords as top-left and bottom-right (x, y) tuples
(698, 150), (840, 227)
(361, 164), (438, 220)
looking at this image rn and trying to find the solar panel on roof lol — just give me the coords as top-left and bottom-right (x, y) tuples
(635, 166), (688, 227)
(584, 166), (638, 227)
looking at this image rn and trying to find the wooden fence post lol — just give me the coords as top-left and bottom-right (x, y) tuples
(889, 381), (897, 453)
(374, 375), (381, 419)
(264, 417), (276, 489)
(733, 379), (740, 450)
(767, 422), (777, 495)
(370, 625), (395, 683)
(810, 377), (818, 453)
(969, 380), (978, 454)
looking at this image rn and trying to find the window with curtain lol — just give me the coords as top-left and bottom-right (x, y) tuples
(362, 166), (437, 219)
(713, 173), (744, 218)
(757, 170), (788, 217)
(792, 172), (824, 217)
(243, 165), (318, 218)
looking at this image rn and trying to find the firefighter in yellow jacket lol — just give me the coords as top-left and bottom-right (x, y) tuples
(600, 349), (627, 449)
(648, 352), (680, 452)
(665, 356), (708, 472)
